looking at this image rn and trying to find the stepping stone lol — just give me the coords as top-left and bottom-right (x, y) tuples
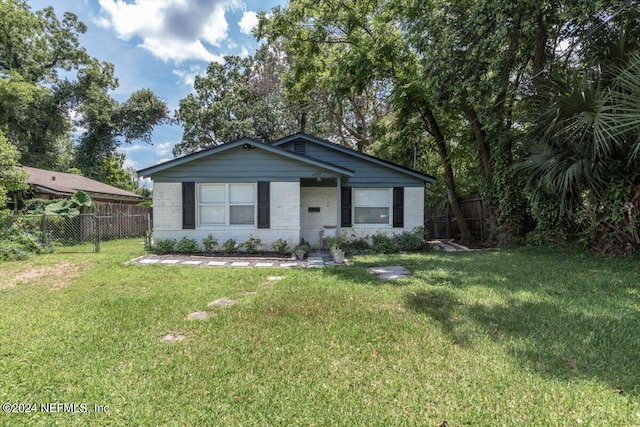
(208, 298), (236, 307)
(267, 276), (284, 281)
(139, 258), (160, 264)
(162, 333), (185, 342)
(160, 259), (180, 264)
(367, 266), (411, 280)
(206, 261), (227, 266)
(182, 260), (202, 265)
(255, 262), (274, 267)
(230, 262), (250, 267)
(186, 311), (209, 320)
(280, 263), (298, 268)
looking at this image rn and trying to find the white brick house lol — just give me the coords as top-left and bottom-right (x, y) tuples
(137, 133), (436, 249)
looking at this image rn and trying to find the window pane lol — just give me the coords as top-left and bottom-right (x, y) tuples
(200, 205), (225, 224)
(354, 207), (389, 224)
(230, 205), (254, 224)
(354, 189), (389, 207)
(230, 184), (254, 203)
(200, 185), (225, 204)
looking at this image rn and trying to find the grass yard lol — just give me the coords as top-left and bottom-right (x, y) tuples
(0, 240), (639, 426)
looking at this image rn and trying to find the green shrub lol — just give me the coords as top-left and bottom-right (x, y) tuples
(271, 238), (290, 254)
(394, 227), (430, 252)
(175, 237), (200, 253)
(152, 239), (176, 254)
(0, 214), (52, 260)
(202, 234), (218, 253)
(325, 235), (346, 251)
(293, 240), (310, 259)
(342, 237), (372, 255)
(222, 238), (238, 254)
(242, 235), (263, 254)
(372, 233), (399, 254)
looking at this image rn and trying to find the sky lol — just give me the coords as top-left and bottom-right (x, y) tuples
(27, 0), (286, 182)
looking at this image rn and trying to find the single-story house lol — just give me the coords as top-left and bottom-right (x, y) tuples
(20, 166), (143, 204)
(137, 133), (436, 249)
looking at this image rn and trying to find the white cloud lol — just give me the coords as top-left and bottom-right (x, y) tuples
(96, 0), (241, 63)
(172, 64), (208, 87)
(238, 11), (258, 35)
(155, 142), (174, 157)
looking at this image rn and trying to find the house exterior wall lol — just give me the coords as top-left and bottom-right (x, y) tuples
(300, 186), (337, 247)
(341, 186), (425, 240)
(152, 181), (301, 250)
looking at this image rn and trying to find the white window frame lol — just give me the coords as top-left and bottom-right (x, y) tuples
(198, 183), (257, 227)
(352, 187), (392, 226)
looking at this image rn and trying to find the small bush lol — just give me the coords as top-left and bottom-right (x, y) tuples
(342, 237), (372, 255)
(242, 235), (263, 254)
(293, 240), (310, 259)
(222, 238), (238, 254)
(325, 235), (346, 251)
(175, 237), (200, 254)
(394, 227), (430, 252)
(202, 234), (218, 253)
(372, 233), (399, 254)
(152, 239), (176, 254)
(271, 238), (290, 255)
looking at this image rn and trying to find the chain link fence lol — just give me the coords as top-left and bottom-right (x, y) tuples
(20, 213), (151, 253)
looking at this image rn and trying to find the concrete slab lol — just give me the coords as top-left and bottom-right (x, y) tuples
(280, 263), (298, 268)
(230, 262), (250, 267)
(255, 262), (274, 267)
(139, 259), (160, 264)
(182, 260), (203, 265)
(367, 266), (411, 280)
(206, 261), (228, 266)
(160, 259), (180, 264)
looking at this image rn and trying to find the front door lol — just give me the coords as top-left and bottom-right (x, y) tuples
(300, 182), (337, 248)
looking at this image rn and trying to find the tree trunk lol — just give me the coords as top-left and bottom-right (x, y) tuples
(419, 107), (474, 243)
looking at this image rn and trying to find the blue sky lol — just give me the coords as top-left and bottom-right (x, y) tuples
(27, 0), (286, 181)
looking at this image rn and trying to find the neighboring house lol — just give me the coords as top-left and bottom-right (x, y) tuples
(20, 166), (142, 204)
(137, 133), (436, 249)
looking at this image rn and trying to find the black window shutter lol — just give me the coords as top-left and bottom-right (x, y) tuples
(340, 187), (352, 227)
(393, 187), (404, 228)
(257, 181), (270, 229)
(182, 182), (196, 229)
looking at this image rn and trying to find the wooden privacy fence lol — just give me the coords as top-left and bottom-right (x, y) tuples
(425, 194), (490, 241)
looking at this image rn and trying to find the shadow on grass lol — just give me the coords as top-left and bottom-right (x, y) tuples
(324, 249), (640, 394)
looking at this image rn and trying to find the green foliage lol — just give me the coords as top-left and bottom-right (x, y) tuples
(202, 234), (218, 253)
(174, 44), (331, 156)
(293, 240), (310, 258)
(44, 191), (92, 217)
(372, 233), (399, 254)
(242, 235), (263, 254)
(0, 130), (28, 208)
(394, 227), (431, 252)
(0, 213), (51, 260)
(222, 238), (238, 254)
(271, 238), (290, 255)
(325, 235), (346, 252)
(151, 239), (176, 255)
(342, 237), (373, 256)
(175, 237), (200, 254)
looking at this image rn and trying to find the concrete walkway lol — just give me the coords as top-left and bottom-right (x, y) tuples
(128, 251), (335, 268)
(427, 239), (471, 252)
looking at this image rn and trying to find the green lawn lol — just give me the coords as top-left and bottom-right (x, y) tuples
(1, 240), (639, 426)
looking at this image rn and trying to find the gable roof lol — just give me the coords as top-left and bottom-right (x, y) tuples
(21, 166), (142, 202)
(136, 137), (355, 178)
(272, 133), (437, 183)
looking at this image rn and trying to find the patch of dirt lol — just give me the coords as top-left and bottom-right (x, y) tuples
(3, 262), (85, 291)
(208, 298), (236, 307)
(186, 311), (210, 320)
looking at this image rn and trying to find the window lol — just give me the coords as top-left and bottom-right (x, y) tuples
(353, 188), (391, 224)
(199, 184), (255, 226)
